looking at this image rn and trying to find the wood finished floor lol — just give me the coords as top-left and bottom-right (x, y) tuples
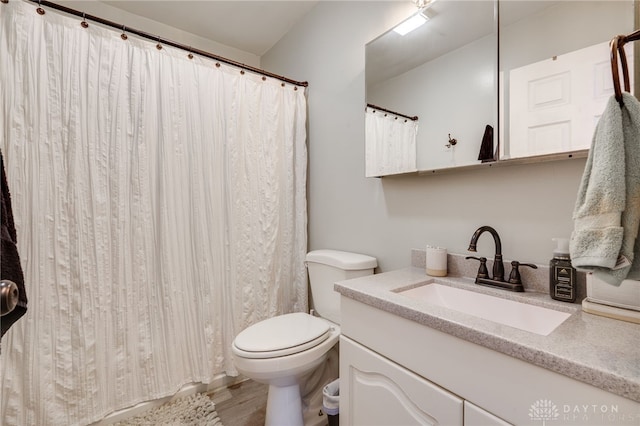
(208, 380), (268, 426)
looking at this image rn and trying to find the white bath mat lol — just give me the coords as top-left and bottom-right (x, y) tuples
(115, 393), (224, 426)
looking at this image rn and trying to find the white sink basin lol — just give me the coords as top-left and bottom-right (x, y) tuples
(399, 283), (571, 336)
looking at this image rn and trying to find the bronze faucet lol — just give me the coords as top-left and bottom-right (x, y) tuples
(466, 226), (535, 292)
(468, 225), (504, 282)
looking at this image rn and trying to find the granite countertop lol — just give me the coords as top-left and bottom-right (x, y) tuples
(335, 266), (640, 403)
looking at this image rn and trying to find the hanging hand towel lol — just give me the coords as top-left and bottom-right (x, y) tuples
(570, 92), (640, 286)
(1, 150), (27, 338)
(477, 124), (495, 163)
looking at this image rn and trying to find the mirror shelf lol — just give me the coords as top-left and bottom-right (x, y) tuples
(375, 149), (588, 178)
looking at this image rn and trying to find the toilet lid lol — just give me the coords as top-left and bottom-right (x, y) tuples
(233, 312), (331, 359)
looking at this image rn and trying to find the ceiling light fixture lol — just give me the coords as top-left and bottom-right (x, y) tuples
(392, 10), (429, 36)
(414, 0), (435, 8)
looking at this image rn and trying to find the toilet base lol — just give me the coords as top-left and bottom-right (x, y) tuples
(265, 383), (304, 426)
(231, 319), (340, 426)
(261, 346), (338, 426)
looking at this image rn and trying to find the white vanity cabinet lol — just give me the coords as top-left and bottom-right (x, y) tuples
(340, 336), (463, 425)
(341, 335), (510, 425)
(339, 295), (640, 425)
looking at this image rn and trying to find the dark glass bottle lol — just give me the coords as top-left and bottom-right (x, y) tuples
(550, 238), (576, 302)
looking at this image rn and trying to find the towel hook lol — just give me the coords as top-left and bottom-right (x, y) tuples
(446, 133), (457, 148)
(610, 35), (629, 106)
(609, 29), (640, 107)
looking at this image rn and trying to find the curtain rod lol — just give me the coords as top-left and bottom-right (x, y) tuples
(366, 104), (418, 121)
(18, 0), (308, 88)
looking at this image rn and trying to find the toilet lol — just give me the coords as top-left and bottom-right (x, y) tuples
(231, 249), (377, 426)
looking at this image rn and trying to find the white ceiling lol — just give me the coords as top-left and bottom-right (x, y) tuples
(367, 1), (496, 88)
(100, 1), (319, 56)
(366, 1), (559, 89)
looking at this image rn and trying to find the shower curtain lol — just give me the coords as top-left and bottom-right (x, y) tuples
(365, 106), (417, 177)
(0, 2), (308, 425)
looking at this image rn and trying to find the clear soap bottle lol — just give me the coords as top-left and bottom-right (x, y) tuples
(549, 238), (576, 302)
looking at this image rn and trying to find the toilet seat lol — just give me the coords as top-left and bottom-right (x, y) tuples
(233, 312), (331, 359)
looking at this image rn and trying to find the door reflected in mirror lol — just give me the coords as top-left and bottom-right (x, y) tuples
(500, 1), (635, 160)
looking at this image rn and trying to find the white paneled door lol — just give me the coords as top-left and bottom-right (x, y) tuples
(508, 41), (634, 159)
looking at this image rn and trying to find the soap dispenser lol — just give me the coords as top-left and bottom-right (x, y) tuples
(550, 238), (576, 302)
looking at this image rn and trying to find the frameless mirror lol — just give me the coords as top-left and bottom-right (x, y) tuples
(365, 0), (498, 175)
(500, 0), (636, 160)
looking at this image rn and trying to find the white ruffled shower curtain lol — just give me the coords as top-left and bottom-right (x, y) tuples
(365, 106), (417, 177)
(0, 2), (308, 425)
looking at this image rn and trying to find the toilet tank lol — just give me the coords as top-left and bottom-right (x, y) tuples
(305, 250), (377, 325)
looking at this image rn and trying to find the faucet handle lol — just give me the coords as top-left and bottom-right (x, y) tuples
(508, 261), (538, 284)
(465, 256), (489, 279)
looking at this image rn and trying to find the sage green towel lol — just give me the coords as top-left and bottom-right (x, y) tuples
(570, 92), (640, 286)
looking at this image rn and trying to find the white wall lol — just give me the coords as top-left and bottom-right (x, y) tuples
(261, 1), (588, 272)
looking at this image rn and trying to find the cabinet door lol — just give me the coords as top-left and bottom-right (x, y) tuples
(464, 401), (512, 426)
(340, 336), (463, 426)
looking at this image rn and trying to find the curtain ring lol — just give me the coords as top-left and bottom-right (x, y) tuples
(81, 12), (88, 28)
(121, 25), (128, 40)
(156, 36), (162, 50)
(36, 0), (45, 15)
(187, 48), (193, 59)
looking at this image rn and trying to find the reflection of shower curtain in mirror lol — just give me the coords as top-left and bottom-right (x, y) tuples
(0, 2), (308, 425)
(365, 107), (418, 177)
